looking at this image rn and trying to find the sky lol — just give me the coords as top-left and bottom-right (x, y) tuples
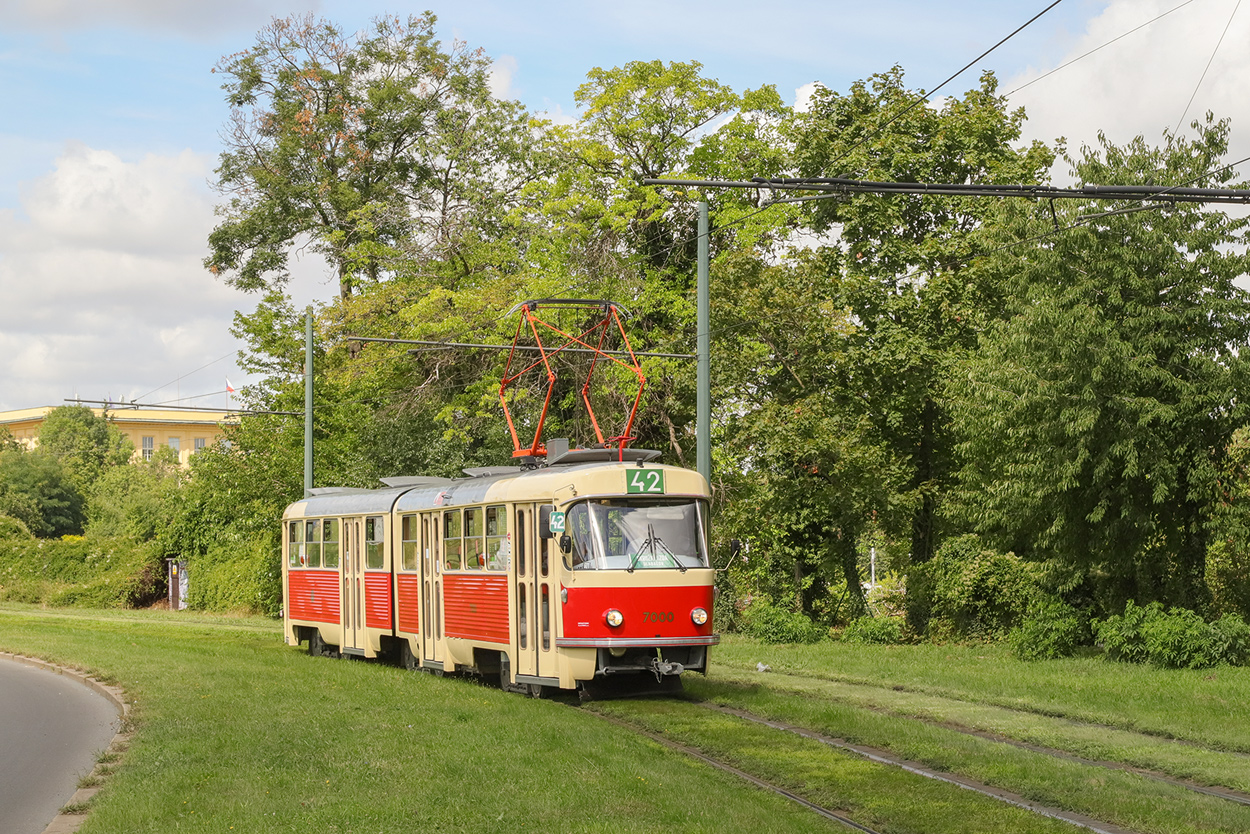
(1, 0), (1247, 412)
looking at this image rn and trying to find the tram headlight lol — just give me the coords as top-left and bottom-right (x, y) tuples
(605, 609), (624, 628)
(691, 607), (709, 626)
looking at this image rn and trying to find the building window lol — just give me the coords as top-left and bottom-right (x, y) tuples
(142, 436), (154, 461)
(194, 437), (206, 452)
(168, 437), (180, 454)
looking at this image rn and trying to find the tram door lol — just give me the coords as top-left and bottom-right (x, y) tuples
(421, 511), (443, 665)
(341, 518), (365, 653)
(513, 506), (538, 680)
(515, 504), (555, 681)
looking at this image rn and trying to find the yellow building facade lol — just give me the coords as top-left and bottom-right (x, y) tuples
(0, 406), (235, 466)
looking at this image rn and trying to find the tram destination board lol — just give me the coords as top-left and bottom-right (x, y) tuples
(627, 469), (665, 494)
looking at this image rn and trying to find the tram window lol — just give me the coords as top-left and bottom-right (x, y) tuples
(365, 516), (385, 569)
(443, 511), (462, 570)
(323, 518), (340, 568)
(485, 505), (508, 570)
(401, 515), (419, 571)
(540, 537), (549, 578)
(518, 583), (528, 650)
(464, 507), (484, 569)
(304, 519), (322, 568)
(516, 510), (527, 576)
(288, 521), (302, 568)
(541, 585), (550, 651)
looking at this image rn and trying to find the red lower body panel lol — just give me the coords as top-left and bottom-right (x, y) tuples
(288, 570), (340, 623)
(443, 573), (509, 643)
(396, 573), (421, 634)
(364, 572), (392, 630)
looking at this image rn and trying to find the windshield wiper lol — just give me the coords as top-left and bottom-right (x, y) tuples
(629, 524), (684, 572)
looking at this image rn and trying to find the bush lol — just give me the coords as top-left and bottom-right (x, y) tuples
(1010, 597), (1083, 661)
(1094, 601), (1250, 669)
(741, 597), (827, 644)
(914, 535), (1039, 638)
(842, 615), (904, 645)
(186, 536), (282, 616)
(0, 514), (34, 540)
(0, 536), (164, 607)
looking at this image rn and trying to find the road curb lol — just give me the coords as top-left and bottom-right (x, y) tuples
(0, 653), (132, 834)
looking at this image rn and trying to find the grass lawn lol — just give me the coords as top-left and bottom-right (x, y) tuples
(6, 604), (1250, 834)
(0, 604), (837, 834)
(712, 635), (1250, 751)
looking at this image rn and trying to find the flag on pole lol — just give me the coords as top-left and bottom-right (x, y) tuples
(225, 379), (236, 393)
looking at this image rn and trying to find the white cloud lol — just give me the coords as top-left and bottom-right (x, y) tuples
(1005, 0), (1250, 169)
(489, 54), (519, 100)
(793, 82), (820, 114)
(0, 145), (253, 410)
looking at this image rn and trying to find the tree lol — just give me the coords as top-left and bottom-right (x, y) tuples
(207, 13), (537, 300)
(790, 67), (1053, 571)
(37, 405), (132, 492)
(0, 449), (85, 537)
(713, 250), (906, 619)
(950, 119), (1250, 613)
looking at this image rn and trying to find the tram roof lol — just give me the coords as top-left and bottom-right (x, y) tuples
(284, 458), (705, 519)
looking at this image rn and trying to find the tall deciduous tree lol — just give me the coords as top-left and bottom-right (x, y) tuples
(37, 405), (133, 493)
(207, 13), (536, 300)
(951, 120), (1250, 613)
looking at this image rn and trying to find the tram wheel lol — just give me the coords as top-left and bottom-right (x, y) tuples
(308, 631), (325, 657)
(399, 642), (419, 671)
(526, 683), (546, 699)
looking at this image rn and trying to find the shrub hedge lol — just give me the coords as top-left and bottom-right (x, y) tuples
(1094, 600), (1250, 669)
(0, 535), (164, 608)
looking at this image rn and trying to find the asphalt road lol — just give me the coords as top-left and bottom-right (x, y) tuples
(0, 659), (120, 834)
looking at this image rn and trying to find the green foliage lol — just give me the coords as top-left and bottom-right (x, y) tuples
(1095, 600), (1250, 669)
(1010, 597), (1084, 661)
(0, 536), (164, 607)
(951, 119), (1250, 613)
(36, 405), (133, 492)
(916, 535), (1039, 638)
(792, 66), (1054, 572)
(740, 597), (828, 644)
(0, 515), (34, 539)
(0, 449), (85, 537)
(842, 615), (904, 645)
(185, 536), (282, 616)
(88, 450), (186, 543)
(1207, 426), (1250, 619)
(208, 13), (537, 300)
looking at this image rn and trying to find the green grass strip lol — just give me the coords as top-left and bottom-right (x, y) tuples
(592, 698), (1080, 834)
(704, 663), (1250, 795)
(714, 636), (1250, 752)
(0, 608), (842, 834)
(676, 677), (1250, 834)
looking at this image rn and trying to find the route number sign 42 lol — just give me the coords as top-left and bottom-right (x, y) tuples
(627, 469), (665, 495)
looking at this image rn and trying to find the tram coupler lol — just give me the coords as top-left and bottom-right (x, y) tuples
(650, 657), (684, 682)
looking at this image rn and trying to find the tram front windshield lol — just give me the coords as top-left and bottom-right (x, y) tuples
(567, 498), (708, 571)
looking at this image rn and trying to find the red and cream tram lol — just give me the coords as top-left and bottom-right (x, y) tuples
(282, 445), (719, 695)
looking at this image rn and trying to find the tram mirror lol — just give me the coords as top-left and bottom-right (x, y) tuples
(559, 533), (572, 554)
(538, 505), (555, 539)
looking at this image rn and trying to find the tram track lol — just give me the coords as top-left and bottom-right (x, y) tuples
(707, 664), (1250, 808)
(590, 708), (885, 834)
(582, 694), (1143, 834)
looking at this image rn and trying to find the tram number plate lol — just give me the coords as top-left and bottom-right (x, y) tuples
(627, 469), (665, 494)
(548, 511), (566, 533)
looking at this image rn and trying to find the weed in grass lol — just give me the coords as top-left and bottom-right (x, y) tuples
(76, 773), (102, 789)
(60, 801), (92, 815)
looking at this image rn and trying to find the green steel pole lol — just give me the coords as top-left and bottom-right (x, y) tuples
(304, 308), (314, 497)
(697, 201), (710, 484)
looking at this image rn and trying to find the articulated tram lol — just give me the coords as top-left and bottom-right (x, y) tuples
(282, 445), (718, 695)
